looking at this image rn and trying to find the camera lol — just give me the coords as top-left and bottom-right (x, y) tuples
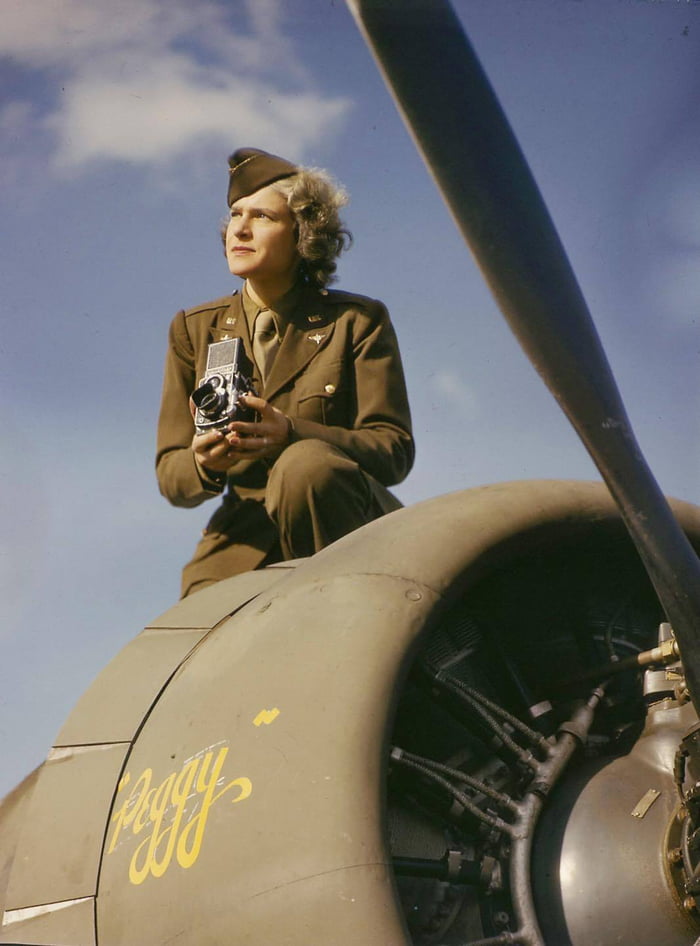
(191, 338), (258, 434)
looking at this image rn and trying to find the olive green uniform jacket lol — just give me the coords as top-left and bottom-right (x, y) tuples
(156, 285), (414, 593)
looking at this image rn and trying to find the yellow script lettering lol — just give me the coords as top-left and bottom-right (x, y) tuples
(107, 769), (152, 854)
(176, 748), (252, 869)
(106, 745), (252, 884)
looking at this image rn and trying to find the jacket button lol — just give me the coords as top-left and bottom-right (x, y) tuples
(324, 384), (336, 394)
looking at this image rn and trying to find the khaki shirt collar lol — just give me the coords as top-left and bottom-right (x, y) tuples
(241, 282), (304, 340)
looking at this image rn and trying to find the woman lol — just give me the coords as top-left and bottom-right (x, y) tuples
(156, 147), (414, 597)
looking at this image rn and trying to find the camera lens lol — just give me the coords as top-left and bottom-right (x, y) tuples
(192, 375), (227, 417)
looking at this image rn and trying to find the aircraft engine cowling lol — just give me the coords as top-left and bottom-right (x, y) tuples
(2, 481), (700, 946)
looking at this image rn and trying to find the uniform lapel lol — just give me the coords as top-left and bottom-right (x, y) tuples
(263, 288), (335, 400)
(211, 292), (249, 346)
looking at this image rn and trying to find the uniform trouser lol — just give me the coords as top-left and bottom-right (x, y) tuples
(265, 439), (401, 559)
(182, 440), (402, 597)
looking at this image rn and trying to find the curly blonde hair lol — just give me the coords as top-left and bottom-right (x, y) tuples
(271, 168), (352, 289)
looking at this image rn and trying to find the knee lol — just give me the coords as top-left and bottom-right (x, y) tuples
(266, 440), (353, 518)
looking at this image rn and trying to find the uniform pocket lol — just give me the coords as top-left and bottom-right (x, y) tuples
(294, 361), (347, 424)
(296, 387), (336, 424)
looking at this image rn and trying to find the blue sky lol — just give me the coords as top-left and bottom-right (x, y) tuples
(2, 0), (700, 797)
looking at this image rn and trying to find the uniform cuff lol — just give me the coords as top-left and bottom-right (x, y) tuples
(194, 455), (227, 493)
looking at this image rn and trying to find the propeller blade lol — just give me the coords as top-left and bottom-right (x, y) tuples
(346, 0), (700, 707)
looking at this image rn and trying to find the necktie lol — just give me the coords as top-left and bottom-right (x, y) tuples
(252, 310), (280, 384)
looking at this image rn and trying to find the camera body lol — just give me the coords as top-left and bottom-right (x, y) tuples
(191, 338), (257, 434)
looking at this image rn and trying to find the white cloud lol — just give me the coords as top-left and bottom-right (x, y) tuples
(631, 144), (700, 328)
(665, 171), (700, 250)
(434, 370), (479, 418)
(635, 153), (700, 252)
(644, 254), (700, 329)
(2, 0), (352, 171)
(2, 0), (182, 64)
(47, 61), (348, 167)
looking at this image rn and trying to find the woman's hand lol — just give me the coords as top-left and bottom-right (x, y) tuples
(224, 394), (291, 460)
(190, 394), (291, 470)
(191, 427), (237, 474)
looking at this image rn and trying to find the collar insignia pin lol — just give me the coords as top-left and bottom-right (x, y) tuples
(309, 333), (326, 345)
(308, 314), (322, 323)
(226, 317), (236, 326)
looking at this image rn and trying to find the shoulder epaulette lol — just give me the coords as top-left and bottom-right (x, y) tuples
(320, 288), (379, 309)
(182, 291), (239, 320)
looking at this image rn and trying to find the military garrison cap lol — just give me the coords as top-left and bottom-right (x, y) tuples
(227, 148), (298, 206)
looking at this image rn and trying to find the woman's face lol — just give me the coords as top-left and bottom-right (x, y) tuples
(225, 183), (299, 287)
